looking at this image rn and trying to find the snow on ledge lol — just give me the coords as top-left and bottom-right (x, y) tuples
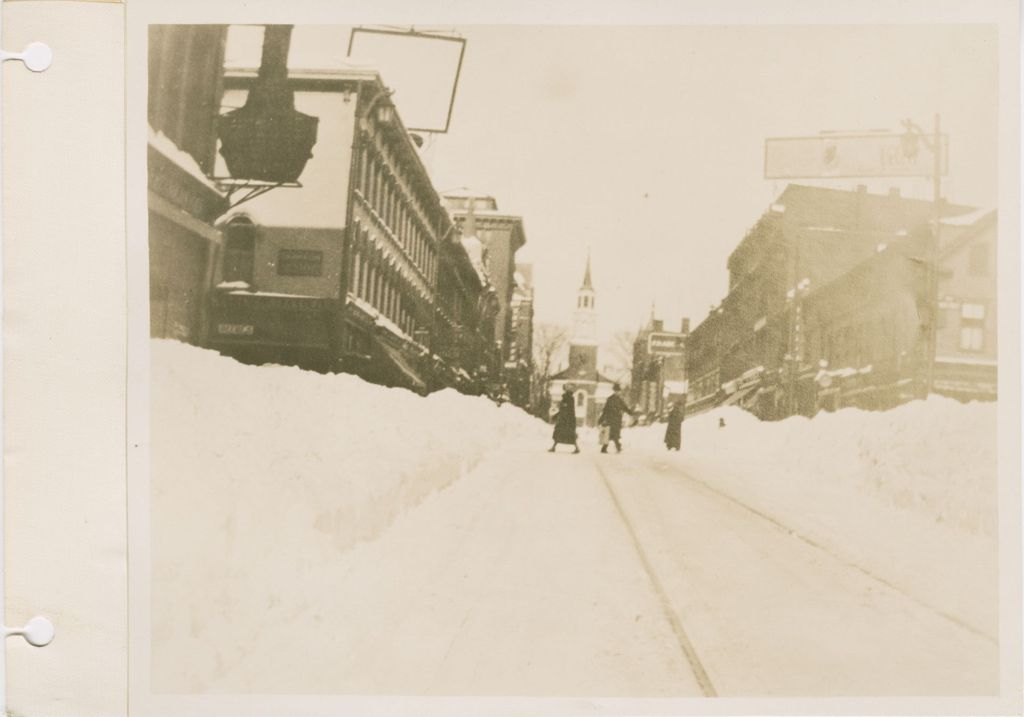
(940, 207), (995, 227)
(148, 125), (224, 196)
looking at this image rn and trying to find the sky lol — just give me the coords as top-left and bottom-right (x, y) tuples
(227, 23), (999, 344)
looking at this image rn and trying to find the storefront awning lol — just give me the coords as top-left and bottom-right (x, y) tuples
(377, 342), (428, 393)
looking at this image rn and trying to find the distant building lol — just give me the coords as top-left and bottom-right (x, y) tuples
(437, 202), (501, 393)
(549, 256), (616, 426)
(507, 263), (535, 408)
(443, 192), (527, 366)
(802, 208), (997, 411)
(632, 313), (689, 418)
(685, 183), (987, 419)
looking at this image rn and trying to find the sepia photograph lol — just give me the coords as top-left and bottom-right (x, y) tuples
(142, 14), (1011, 708)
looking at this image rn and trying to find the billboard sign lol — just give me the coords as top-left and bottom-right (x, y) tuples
(764, 133), (948, 179)
(648, 332), (685, 355)
(348, 27), (466, 134)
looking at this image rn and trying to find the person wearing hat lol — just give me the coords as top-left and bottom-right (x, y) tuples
(598, 383), (635, 454)
(549, 387), (581, 454)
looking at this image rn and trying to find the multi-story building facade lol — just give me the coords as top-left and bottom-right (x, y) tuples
(801, 208), (997, 412)
(631, 315), (689, 418)
(436, 213), (501, 394)
(443, 192), (528, 365)
(148, 25), (229, 345)
(685, 183), (985, 418)
(507, 263), (535, 408)
(187, 27), (496, 394)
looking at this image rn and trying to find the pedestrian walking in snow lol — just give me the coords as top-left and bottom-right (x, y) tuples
(599, 383), (634, 454)
(664, 401), (684, 451)
(550, 388), (581, 454)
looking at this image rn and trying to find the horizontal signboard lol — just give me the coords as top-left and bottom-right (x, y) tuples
(277, 249), (324, 277)
(647, 332), (686, 355)
(765, 133), (948, 179)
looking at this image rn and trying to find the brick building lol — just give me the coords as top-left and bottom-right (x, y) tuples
(685, 183), (986, 418)
(507, 263), (535, 408)
(631, 314), (689, 418)
(147, 25), (499, 394)
(443, 192), (528, 366)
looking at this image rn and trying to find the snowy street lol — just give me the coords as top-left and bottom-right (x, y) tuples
(151, 343), (999, 697)
(183, 440), (995, 697)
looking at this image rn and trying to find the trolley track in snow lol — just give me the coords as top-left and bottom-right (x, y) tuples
(590, 455), (718, 697)
(637, 453), (996, 645)
(590, 447), (998, 697)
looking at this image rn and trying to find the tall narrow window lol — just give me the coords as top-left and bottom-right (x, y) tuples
(960, 326), (984, 351)
(222, 217), (256, 284)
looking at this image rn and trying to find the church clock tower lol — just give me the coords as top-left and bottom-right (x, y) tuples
(568, 253), (598, 379)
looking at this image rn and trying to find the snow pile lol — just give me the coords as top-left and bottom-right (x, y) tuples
(632, 397), (998, 636)
(149, 339), (546, 688)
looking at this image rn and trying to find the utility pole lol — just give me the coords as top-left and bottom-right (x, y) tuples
(902, 114), (943, 398)
(926, 113), (942, 397)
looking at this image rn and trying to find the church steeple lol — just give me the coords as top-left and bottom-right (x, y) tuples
(571, 252), (598, 348)
(581, 250), (593, 290)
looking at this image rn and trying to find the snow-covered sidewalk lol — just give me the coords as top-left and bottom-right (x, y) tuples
(150, 340), (548, 689)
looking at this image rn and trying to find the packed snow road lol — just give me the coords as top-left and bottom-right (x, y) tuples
(208, 440), (997, 697)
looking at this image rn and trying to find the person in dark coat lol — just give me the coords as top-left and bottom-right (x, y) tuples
(549, 388), (580, 454)
(599, 383), (635, 454)
(664, 401), (684, 451)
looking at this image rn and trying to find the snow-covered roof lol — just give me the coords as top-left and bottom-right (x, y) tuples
(148, 125), (224, 197)
(443, 187), (495, 200)
(224, 65), (382, 84)
(216, 280), (251, 291)
(228, 290), (320, 299)
(460, 236), (491, 285)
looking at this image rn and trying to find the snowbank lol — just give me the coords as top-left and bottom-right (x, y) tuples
(632, 398), (999, 637)
(150, 340), (546, 688)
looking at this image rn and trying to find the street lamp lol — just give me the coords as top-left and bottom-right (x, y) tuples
(216, 25), (319, 184)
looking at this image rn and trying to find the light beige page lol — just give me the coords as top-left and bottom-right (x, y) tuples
(3, 1), (1022, 716)
(3, 2), (125, 715)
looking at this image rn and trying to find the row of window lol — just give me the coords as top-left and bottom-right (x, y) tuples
(350, 248), (417, 339)
(357, 141), (439, 284)
(815, 302), (988, 369)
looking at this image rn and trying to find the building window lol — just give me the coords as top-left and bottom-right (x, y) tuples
(576, 390), (586, 408)
(960, 326), (984, 351)
(351, 253), (361, 297)
(969, 243), (990, 276)
(961, 303), (985, 320)
(222, 217), (256, 284)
